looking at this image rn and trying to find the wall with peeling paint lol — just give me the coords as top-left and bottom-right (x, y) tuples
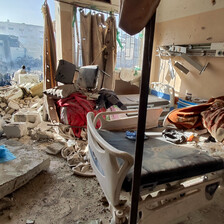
(151, 0), (224, 100)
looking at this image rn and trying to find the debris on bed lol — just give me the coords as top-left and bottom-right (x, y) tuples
(163, 96), (224, 145)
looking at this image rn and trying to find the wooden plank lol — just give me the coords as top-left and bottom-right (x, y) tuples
(0, 141), (50, 199)
(57, 0), (119, 13)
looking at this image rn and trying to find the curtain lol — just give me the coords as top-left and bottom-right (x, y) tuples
(79, 10), (117, 90)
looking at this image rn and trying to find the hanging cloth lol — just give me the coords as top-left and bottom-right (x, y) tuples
(103, 15), (117, 90)
(80, 11), (92, 65)
(91, 13), (106, 89)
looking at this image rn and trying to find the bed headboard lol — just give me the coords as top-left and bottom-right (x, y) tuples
(150, 82), (175, 110)
(87, 112), (134, 207)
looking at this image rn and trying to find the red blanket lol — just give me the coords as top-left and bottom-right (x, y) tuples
(57, 93), (105, 138)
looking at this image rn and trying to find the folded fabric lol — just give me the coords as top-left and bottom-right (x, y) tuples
(43, 84), (79, 99)
(0, 145), (16, 163)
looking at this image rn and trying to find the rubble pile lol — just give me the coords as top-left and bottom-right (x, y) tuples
(0, 85), (43, 122)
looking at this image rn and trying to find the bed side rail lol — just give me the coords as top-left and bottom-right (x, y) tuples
(93, 108), (163, 131)
(87, 112), (134, 207)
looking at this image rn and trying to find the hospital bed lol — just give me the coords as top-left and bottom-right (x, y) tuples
(117, 82), (175, 110)
(87, 109), (224, 224)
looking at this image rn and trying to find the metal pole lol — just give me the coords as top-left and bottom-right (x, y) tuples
(129, 13), (156, 224)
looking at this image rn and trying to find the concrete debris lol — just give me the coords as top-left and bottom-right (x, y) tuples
(2, 122), (28, 138)
(7, 88), (23, 102)
(13, 110), (42, 128)
(45, 142), (65, 155)
(8, 100), (20, 110)
(0, 141), (50, 200)
(30, 129), (55, 141)
(0, 197), (14, 212)
(29, 81), (43, 97)
(0, 117), (5, 137)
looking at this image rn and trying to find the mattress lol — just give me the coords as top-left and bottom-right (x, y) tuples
(98, 129), (224, 192)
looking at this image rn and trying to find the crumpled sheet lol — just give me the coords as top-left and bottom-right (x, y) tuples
(165, 103), (211, 129)
(201, 99), (224, 142)
(165, 96), (224, 143)
(57, 93), (105, 138)
(96, 89), (127, 110)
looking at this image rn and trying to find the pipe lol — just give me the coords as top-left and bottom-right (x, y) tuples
(129, 13), (156, 224)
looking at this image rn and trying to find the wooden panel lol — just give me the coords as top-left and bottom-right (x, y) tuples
(56, 0), (119, 12)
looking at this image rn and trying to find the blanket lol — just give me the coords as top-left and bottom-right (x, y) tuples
(166, 103), (211, 129)
(202, 99), (224, 142)
(166, 96), (224, 142)
(57, 93), (105, 138)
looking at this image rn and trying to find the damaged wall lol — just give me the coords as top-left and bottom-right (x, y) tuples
(151, 0), (224, 99)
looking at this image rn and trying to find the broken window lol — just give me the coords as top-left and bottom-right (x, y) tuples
(74, 8), (144, 71)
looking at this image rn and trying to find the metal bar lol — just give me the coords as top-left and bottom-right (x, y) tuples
(129, 13), (156, 224)
(174, 62), (189, 74)
(180, 54), (204, 72)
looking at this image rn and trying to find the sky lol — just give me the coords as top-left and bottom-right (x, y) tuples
(0, 0), (55, 26)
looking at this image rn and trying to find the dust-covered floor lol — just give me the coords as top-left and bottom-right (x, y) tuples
(1, 136), (224, 224)
(0, 137), (111, 224)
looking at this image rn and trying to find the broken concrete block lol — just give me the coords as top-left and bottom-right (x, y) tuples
(5, 107), (10, 113)
(2, 114), (12, 121)
(0, 140), (50, 200)
(30, 82), (43, 97)
(6, 88), (23, 101)
(0, 117), (5, 137)
(12, 110), (42, 128)
(0, 103), (7, 108)
(0, 111), (5, 116)
(8, 100), (20, 110)
(19, 73), (39, 84)
(45, 142), (65, 155)
(7, 108), (15, 115)
(30, 130), (54, 141)
(2, 122), (27, 138)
